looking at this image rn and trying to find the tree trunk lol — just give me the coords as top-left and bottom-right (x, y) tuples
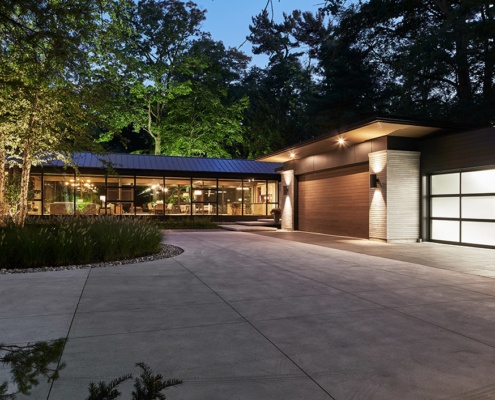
(147, 102), (162, 155)
(15, 92), (38, 227)
(15, 140), (32, 227)
(154, 134), (161, 155)
(0, 131), (5, 226)
(455, 30), (472, 105)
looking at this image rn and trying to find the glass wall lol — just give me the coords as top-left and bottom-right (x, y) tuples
(135, 177), (164, 214)
(43, 173), (76, 215)
(430, 169), (495, 247)
(218, 179), (242, 215)
(75, 175), (105, 215)
(165, 178), (191, 214)
(37, 172), (278, 217)
(192, 179), (217, 215)
(106, 176), (134, 214)
(241, 179), (279, 216)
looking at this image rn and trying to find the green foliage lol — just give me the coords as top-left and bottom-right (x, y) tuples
(154, 217), (218, 230)
(163, 90), (248, 157)
(0, 339), (66, 397)
(0, 0), (108, 227)
(0, 217), (162, 269)
(96, 0), (207, 155)
(86, 363), (182, 400)
(86, 375), (133, 400)
(95, 1), (252, 158)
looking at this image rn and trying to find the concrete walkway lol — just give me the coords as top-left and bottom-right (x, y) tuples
(2, 230), (495, 399)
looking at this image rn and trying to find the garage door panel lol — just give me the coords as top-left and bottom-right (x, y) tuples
(298, 164), (369, 238)
(430, 169), (495, 247)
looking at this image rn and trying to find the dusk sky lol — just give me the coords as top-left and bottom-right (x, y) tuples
(197, 0), (324, 67)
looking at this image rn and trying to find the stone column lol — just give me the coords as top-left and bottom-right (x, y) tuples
(369, 150), (420, 243)
(280, 169), (295, 231)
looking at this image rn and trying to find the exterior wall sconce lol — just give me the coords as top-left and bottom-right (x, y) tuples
(370, 174), (380, 188)
(283, 186), (289, 195)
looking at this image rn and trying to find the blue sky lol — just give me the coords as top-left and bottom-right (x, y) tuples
(196, 0), (324, 67)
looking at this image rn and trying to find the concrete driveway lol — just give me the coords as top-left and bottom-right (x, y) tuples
(2, 230), (495, 399)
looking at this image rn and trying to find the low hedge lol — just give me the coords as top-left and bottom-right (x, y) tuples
(0, 217), (162, 270)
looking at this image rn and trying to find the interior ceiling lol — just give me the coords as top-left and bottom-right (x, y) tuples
(258, 122), (443, 163)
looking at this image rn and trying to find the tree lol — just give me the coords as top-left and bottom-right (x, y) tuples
(343, 0), (495, 123)
(98, 0), (207, 155)
(162, 37), (249, 157)
(0, 0), (107, 226)
(305, 4), (395, 132)
(236, 67), (286, 158)
(246, 9), (319, 150)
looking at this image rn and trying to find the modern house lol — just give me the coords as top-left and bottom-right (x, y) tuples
(24, 115), (495, 248)
(259, 116), (495, 248)
(28, 153), (282, 219)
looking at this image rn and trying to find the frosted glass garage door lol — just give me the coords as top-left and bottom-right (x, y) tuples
(430, 169), (495, 247)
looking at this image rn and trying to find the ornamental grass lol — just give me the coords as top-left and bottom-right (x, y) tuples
(0, 217), (162, 270)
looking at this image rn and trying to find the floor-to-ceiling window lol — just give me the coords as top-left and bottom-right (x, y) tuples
(242, 179), (279, 216)
(38, 172), (278, 217)
(430, 169), (495, 247)
(43, 173), (76, 215)
(192, 179), (217, 215)
(135, 177), (164, 214)
(106, 176), (135, 214)
(218, 179), (242, 215)
(164, 178), (191, 215)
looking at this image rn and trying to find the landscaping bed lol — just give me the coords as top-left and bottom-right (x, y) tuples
(0, 217), (165, 270)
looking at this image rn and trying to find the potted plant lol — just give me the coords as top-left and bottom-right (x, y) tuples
(271, 207), (282, 223)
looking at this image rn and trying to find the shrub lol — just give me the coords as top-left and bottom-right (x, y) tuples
(0, 217), (163, 270)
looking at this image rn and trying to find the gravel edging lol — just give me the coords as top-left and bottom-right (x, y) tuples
(0, 244), (184, 275)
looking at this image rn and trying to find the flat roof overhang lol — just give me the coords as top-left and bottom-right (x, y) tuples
(257, 116), (466, 163)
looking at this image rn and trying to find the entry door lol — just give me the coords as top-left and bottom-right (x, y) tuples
(430, 169), (495, 247)
(298, 163), (369, 238)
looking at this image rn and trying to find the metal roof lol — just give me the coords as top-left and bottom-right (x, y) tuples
(45, 152), (282, 176)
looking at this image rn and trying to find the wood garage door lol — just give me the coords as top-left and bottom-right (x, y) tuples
(298, 163), (369, 238)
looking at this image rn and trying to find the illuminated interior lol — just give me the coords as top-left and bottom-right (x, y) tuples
(31, 173), (279, 217)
